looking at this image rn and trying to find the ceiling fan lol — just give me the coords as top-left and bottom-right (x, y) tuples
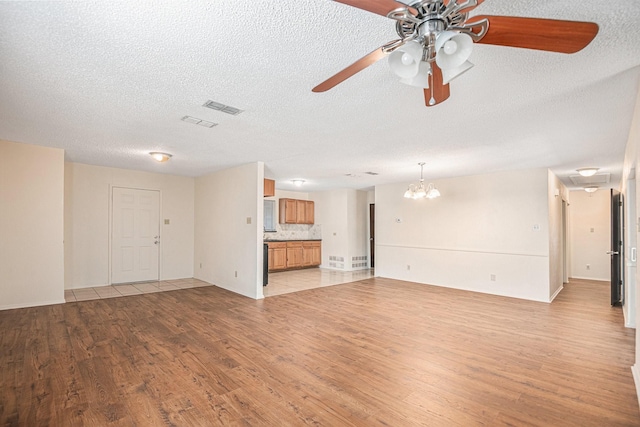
(312, 0), (599, 107)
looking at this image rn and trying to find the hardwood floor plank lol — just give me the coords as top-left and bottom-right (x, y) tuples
(0, 278), (638, 425)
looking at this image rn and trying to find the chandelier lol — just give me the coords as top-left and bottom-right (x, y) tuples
(404, 162), (441, 199)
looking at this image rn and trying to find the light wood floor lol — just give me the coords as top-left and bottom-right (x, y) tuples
(1, 278), (638, 426)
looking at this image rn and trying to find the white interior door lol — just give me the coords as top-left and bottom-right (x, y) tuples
(112, 187), (160, 284)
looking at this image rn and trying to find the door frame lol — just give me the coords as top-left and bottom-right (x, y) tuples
(109, 186), (162, 285)
(369, 203), (375, 268)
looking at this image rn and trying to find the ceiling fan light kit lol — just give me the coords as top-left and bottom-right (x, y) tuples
(314, 0), (599, 107)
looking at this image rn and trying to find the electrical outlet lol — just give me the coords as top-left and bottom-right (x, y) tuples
(407, 265), (411, 271)
(586, 264), (591, 270)
(235, 270), (238, 277)
(490, 274), (496, 281)
(199, 262), (202, 269)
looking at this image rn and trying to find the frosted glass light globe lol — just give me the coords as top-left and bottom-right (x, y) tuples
(401, 52), (414, 65)
(443, 40), (458, 55)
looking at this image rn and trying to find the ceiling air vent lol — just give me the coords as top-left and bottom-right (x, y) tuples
(181, 116), (217, 128)
(569, 173), (610, 186)
(364, 172), (379, 175)
(203, 100), (243, 115)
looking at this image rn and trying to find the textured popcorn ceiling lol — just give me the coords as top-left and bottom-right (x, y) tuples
(1, 1), (639, 191)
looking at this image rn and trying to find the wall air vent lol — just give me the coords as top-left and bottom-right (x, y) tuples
(569, 173), (610, 186)
(203, 100), (243, 115)
(181, 116), (217, 128)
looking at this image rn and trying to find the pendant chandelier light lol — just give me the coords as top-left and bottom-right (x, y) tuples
(404, 162), (441, 199)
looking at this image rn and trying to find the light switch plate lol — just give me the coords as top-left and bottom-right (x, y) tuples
(164, 219), (170, 225)
(246, 217), (251, 224)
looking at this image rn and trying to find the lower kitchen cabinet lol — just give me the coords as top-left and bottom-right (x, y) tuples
(266, 240), (321, 272)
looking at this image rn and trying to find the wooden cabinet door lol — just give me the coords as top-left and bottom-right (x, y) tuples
(295, 200), (306, 224)
(272, 248), (286, 270)
(305, 201), (314, 224)
(268, 247), (274, 270)
(286, 241), (303, 268)
(279, 199), (297, 224)
(263, 179), (275, 197)
(302, 245), (313, 266)
(311, 244), (321, 265)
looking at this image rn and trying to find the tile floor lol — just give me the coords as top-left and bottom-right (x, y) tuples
(64, 278), (212, 302)
(64, 269), (375, 302)
(263, 268), (375, 297)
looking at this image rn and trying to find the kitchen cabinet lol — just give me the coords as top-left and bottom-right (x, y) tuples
(279, 198), (298, 224)
(267, 242), (286, 271)
(286, 241), (304, 269)
(279, 198), (314, 224)
(266, 240), (321, 272)
(303, 241), (321, 266)
(304, 201), (314, 224)
(264, 179), (275, 197)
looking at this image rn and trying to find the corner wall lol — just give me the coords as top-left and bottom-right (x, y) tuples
(0, 140), (65, 310)
(194, 162), (263, 299)
(375, 168), (552, 302)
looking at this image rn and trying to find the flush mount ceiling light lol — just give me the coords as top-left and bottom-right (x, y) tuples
(203, 100), (243, 115)
(577, 167), (599, 177)
(150, 152), (172, 162)
(292, 179), (306, 187)
(584, 186), (598, 193)
(404, 162), (440, 199)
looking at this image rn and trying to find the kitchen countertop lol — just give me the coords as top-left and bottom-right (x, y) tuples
(264, 239), (322, 242)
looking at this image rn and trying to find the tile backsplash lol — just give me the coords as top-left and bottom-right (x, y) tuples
(264, 223), (322, 240)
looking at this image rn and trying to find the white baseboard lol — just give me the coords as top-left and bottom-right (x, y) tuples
(549, 285), (564, 302)
(0, 298), (66, 311)
(632, 365), (640, 409)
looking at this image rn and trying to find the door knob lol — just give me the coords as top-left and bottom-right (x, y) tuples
(154, 240), (159, 245)
(606, 251), (619, 255)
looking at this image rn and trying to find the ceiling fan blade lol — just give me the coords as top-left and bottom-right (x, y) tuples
(424, 63), (450, 107)
(312, 47), (388, 93)
(333, 0), (408, 17)
(470, 15), (598, 53)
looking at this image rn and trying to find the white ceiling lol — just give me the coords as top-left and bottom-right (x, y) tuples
(1, 1), (639, 192)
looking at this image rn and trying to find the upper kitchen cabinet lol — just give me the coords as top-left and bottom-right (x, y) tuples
(279, 198), (314, 224)
(264, 179), (275, 197)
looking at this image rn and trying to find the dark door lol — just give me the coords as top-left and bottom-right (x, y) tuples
(369, 204), (375, 268)
(610, 189), (623, 306)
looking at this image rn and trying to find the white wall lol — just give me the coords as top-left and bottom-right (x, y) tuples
(620, 81), (640, 403)
(310, 188), (370, 271)
(1, 140), (65, 309)
(312, 189), (349, 269)
(568, 189), (611, 281)
(64, 162), (195, 289)
(194, 162), (263, 299)
(548, 170), (569, 300)
(375, 168), (553, 302)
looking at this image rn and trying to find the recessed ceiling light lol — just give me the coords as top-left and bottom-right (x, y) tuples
(150, 152), (172, 162)
(577, 167), (599, 177)
(292, 179), (305, 187)
(203, 100), (243, 115)
(181, 116), (218, 128)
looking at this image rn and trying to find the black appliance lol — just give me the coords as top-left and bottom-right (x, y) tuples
(263, 243), (268, 286)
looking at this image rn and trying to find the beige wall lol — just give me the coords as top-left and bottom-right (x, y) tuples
(568, 189), (611, 281)
(1, 140), (64, 309)
(194, 162), (263, 299)
(375, 168), (553, 302)
(64, 162), (195, 289)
